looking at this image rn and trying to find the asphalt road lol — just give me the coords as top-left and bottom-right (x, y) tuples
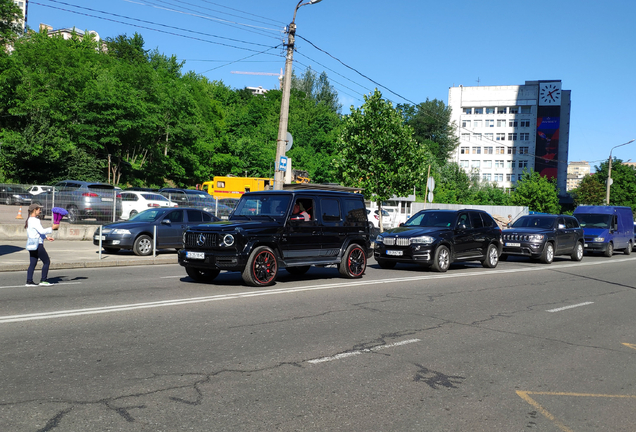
(1, 255), (635, 431)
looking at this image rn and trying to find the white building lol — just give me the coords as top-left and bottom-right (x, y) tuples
(13, 0), (27, 33)
(566, 161), (591, 191)
(448, 80), (571, 199)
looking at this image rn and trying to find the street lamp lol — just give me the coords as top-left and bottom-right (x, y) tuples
(274, 0), (323, 190)
(605, 138), (635, 205)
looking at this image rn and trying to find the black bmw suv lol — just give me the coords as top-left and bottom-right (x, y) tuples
(374, 209), (502, 272)
(501, 214), (584, 263)
(178, 190), (371, 286)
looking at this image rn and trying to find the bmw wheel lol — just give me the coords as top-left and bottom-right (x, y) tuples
(431, 245), (450, 272)
(481, 244), (499, 268)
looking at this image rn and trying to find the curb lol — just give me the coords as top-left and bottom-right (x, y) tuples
(0, 257), (177, 272)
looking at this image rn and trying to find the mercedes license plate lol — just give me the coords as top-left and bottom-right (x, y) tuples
(505, 242), (520, 247)
(94, 235), (106, 241)
(386, 250), (403, 256)
(186, 251), (205, 259)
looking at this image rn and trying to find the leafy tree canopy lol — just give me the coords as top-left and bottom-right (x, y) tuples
(0, 0), (23, 50)
(510, 170), (560, 214)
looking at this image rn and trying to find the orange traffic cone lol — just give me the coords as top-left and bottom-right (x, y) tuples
(16, 206), (23, 219)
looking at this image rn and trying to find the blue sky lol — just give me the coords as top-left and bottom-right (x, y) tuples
(26, 0), (636, 169)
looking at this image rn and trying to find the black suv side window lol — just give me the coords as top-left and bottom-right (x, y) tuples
(456, 213), (472, 229)
(187, 210), (203, 222)
(166, 209), (184, 223)
(480, 212), (496, 227)
(343, 199), (366, 224)
(470, 211), (485, 229)
(565, 217), (579, 229)
(321, 198), (341, 222)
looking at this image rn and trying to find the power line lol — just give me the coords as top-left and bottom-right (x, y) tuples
(197, 0), (286, 26)
(32, 1), (281, 53)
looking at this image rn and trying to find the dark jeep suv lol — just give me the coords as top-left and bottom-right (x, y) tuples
(178, 190), (371, 286)
(501, 214), (584, 263)
(374, 209), (502, 272)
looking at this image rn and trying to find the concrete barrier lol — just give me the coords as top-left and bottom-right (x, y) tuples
(0, 224), (96, 241)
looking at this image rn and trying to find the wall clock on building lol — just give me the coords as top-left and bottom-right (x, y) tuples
(539, 82), (561, 106)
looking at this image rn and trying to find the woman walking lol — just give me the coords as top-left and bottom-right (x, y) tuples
(25, 204), (59, 286)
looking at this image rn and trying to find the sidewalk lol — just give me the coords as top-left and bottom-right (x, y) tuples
(0, 240), (177, 272)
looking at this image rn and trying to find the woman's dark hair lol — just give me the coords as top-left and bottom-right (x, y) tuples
(24, 208), (36, 229)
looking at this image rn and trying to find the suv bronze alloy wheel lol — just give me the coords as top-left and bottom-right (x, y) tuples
(179, 190), (371, 287)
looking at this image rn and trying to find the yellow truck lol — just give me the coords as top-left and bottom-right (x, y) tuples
(200, 176), (273, 200)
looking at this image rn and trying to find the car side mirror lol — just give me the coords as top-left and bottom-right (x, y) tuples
(289, 215), (305, 222)
(162, 219), (171, 225)
(558, 224), (565, 229)
(399, 223), (405, 227)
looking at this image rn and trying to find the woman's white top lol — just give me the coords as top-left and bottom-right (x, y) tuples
(27, 217), (52, 244)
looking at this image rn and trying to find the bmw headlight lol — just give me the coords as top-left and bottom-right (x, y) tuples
(375, 235), (384, 244)
(527, 234), (545, 242)
(221, 234), (235, 247)
(592, 237), (605, 242)
(112, 229), (131, 235)
(410, 236), (435, 245)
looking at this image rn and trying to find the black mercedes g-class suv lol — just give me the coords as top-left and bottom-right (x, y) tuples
(501, 214), (584, 263)
(374, 209), (502, 272)
(178, 190), (371, 286)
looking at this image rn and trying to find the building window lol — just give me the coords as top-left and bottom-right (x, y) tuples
(495, 160), (504, 168)
(472, 146), (481, 154)
(462, 120), (471, 128)
(520, 133), (530, 141)
(485, 119), (494, 127)
(509, 106), (519, 114)
(460, 160), (469, 168)
(496, 119), (506, 127)
(495, 146), (505, 154)
(485, 133), (493, 141)
(461, 133), (470, 141)
(483, 160), (492, 169)
(484, 146), (493, 154)
(474, 108), (483, 114)
(508, 133), (517, 141)
(496, 133), (505, 141)
(497, 107), (507, 114)
(474, 133), (482, 141)
(506, 174), (512, 181)
(508, 160), (516, 168)
(519, 146), (529, 154)
(520, 106), (532, 114)
(471, 160), (481, 168)
(511, 174), (516, 182)
(463, 108), (472, 115)
(482, 173), (492, 181)
(508, 119), (518, 127)
(520, 120), (530, 127)
(494, 173), (503, 182)
(519, 160), (528, 168)
(486, 107), (495, 114)
(507, 147), (517, 155)
(473, 120), (482, 128)
(460, 146), (469, 154)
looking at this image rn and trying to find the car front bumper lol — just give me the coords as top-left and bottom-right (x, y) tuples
(373, 244), (434, 263)
(501, 241), (545, 258)
(178, 249), (249, 271)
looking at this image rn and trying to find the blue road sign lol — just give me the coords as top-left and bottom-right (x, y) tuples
(279, 156), (288, 172)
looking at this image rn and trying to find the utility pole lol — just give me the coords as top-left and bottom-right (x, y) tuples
(274, 0), (323, 190)
(605, 139), (635, 205)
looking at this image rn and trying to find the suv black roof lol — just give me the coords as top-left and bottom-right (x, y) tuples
(244, 190), (363, 198)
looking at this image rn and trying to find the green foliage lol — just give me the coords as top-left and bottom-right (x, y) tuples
(572, 159), (636, 212)
(334, 89), (434, 214)
(510, 170), (561, 214)
(398, 99), (459, 164)
(0, 0), (23, 50)
(291, 66), (341, 113)
(571, 173), (605, 206)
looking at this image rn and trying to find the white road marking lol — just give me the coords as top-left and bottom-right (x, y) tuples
(0, 282), (82, 290)
(546, 302), (594, 312)
(0, 258), (629, 324)
(308, 339), (421, 364)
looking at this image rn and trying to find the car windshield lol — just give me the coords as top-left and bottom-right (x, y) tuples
(128, 209), (165, 222)
(404, 211), (455, 228)
(576, 214), (611, 229)
(511, 217), (555, 229)
(232, 195), (291, 218)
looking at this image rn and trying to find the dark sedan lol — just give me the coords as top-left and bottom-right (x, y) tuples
(93, 207), (219, 256)
(0, 185), (32, 206)
(501, 214), (584, 263)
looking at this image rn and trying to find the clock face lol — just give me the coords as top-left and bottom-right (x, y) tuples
(539, 82), (561, 106)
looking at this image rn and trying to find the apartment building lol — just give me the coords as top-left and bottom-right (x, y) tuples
(448, 80), (571, 199)
(13, 0), (27, 33)
(566, 161), (591, 191)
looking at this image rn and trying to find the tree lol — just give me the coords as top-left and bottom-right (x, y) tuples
(0, 0), (22, 50)
(571, 173), (605, 206)
(398, 99), (459, 164)
(510, 170), (560, 214)
(591, 158), (636, 210)
(334, 89), (434, 230)
(291, 66), (341, 113)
